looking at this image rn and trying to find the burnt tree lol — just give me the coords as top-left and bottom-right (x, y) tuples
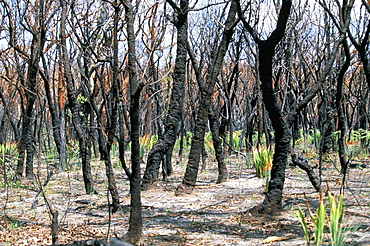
(60, 0), (97, 194)
(237, 0), (354, 213)
(141, 0), (189, 191)
(176, 0), (238, 194)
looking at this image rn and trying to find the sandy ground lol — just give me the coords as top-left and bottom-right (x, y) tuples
(0, 154), (369, 245)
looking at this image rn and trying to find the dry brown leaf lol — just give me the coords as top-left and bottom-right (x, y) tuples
(262, 234), (295, 244)
(196, 184), (222, 189)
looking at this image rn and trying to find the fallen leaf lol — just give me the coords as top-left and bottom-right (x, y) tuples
(262, 234), (296, 244)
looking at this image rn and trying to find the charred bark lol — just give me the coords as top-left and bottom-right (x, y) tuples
(14, 1), (46, 178)
(291, 153), (321, 192)
(209, 110), (228, 183)
(176, 0), (238, 194)
(141, 0), (189, 191)
(238, 0), (354, 213)
(60, 0), (97, 194)
(122, 0), (144, 243)
(335, 40), (350, 175)
(91, 2), (122, 214)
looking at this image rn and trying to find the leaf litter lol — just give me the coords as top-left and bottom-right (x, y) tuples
(0, 156), (369, 245)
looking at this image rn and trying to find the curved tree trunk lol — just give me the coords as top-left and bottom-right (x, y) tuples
(209, 110), (228, 183)
(257, 41), (292, 212)
(141, 0), (189, 191)
(237, 0), (354, 213)
(176, 0), (238, 194)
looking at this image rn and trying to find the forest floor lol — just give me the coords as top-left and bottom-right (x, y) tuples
(0, 151), (369, 246)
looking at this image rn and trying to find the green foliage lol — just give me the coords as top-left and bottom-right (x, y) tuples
(297, 188), (348, 246)
(204, 131), (215, 157)
(252, 132), (266, 146)
(76, 95), (88, 104)
(328, 191), (344, 246)
(139, 135), (159, 159)
(110, 142), (119, 155)
(348, 129), (370, 143)
(5, 216), (26, 229)
(264, 169), (271, 192)
(296, 129), (321, 145)
(174, 133), (191, 151)
(252, 148), (272, 178)
(1, 142), (19, 188)
(163, 75), (172, 83)
(224, 130), (243, 150)
(0, 142), (17, 159)
(331, 129), (370, 155)
(297, 205), (311, 246)
(297, 194), (325, 246)
(312, 196), (326, 246)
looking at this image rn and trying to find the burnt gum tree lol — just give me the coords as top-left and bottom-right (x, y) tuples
(176, 0), (238, 194)
(60, 0), (97, 195)
(141, 0), (189, 191)
(237, 0), (354, 213)
(2, 0), (47, 178)
(121, 0), (144, 243)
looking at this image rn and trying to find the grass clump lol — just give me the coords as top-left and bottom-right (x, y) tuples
(297, 183), (349, 246)
(252, 147), (272, 178)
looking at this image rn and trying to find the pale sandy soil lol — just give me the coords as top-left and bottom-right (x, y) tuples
(0, 154), (369, 245)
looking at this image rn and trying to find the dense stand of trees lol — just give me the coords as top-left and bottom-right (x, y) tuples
(0, 0), (369, 244)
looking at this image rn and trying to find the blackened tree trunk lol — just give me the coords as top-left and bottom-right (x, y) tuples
(93, 2), (121, 213)
(238, 0), (354, 213)
(15, 0), (47, 178)
(104, 2), (121, 214)
(40, 57), (66, 171)
(320, 0), (357, 174)
(318, 95), (335, 154)
(257, 40), (293, 212)
(141, 0), (189, 191)
(60, 0), (97, 194)
(335, 40), (350, 175)
(0, 90), (20, 143)
(348, 17), (370, 89)
(176, 0), (238, 194)
(209, 110), (228, 183)
(162, 144), (175, 181)
(122, 0), (144, 244)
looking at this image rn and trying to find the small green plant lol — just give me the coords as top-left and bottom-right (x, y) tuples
(348, 129), (370, 144)
(297, 203), (310, 245)
(76, 95), (88, 104)
(328, 187), (345, 246)
(297, 184), (347, 246)
(344, 129), (370, 157)
(297, 192), (325, 246)
(139, 135), (158, 160)
(5, 216), (26, 229)
(1, 142), (19, 188)
(204, 132), (215, 157)
(252, 148), (272, 178)
(66, 139), (80, 162)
